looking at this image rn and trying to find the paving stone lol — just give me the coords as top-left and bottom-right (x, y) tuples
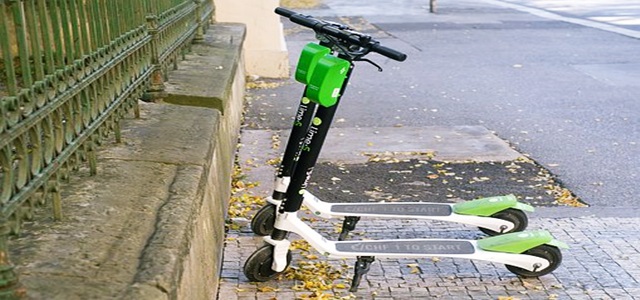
(217, 289), (239, 300)
(604, 288), (636, 299)
(256, 293), (277, 300)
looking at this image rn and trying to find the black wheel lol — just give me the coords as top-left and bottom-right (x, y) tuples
(479, 208), (528, 236)
(243, 244), (292, 282)
(250, 204), (276, 236)
(506, 244), (562, 277)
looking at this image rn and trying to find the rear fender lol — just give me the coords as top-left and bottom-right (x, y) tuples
(452, 194), (534, 217)
(477, 230), (569, 254)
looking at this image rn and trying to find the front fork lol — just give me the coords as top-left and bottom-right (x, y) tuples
(264, 235), (291, 272)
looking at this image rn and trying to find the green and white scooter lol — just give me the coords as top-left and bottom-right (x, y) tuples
(251, 28), (534, 241)
(244, 8), (568, 292)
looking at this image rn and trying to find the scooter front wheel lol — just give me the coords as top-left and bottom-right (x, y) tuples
(506, 244), (562, 277)
(251, 204), (277, 236)
(243, 244), (292, 282)
(479, 208), (528, 236)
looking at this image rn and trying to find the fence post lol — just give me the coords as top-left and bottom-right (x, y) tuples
(142, 14), (167, 102)
(0, 224), (26, 299)
(193, 0), (204, 41)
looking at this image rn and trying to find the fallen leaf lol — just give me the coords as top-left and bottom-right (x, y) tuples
(257, 286), (279, 292)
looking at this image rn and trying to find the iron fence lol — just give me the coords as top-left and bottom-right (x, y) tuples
(0, 0), (214, 296)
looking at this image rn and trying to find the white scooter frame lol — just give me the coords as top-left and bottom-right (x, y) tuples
(263, 177), (533, 235)
(267, 211), (557, 273)
(247, 207), (566, 292)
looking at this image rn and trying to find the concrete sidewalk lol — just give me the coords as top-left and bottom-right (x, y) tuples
(218, 1), (640, 299)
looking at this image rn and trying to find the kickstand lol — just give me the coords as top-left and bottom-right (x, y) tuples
(349, 256), (375, 292)
(338, 216), (361, 241)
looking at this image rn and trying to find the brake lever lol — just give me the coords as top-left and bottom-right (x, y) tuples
(355, 58), (383, 72)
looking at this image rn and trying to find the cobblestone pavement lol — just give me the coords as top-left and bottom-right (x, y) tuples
(220, 203), (640, 299)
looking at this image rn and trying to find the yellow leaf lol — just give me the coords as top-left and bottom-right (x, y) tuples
(522, 281), (542, 290)
(266, 158), (282, 166)
(257, 286), (279, 292)
(235, 181), (246, 189)
(551, 284), (563, 289)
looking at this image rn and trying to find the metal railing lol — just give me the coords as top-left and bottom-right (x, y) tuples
(0, 0), (214, 297)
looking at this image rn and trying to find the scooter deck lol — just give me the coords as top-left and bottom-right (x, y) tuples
(330, 202), (452, 216)
(335, 239), (475, 255)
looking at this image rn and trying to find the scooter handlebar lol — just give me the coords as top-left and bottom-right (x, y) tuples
(275, 7), (296, 18)
(274, 7), (407, 62)
(276, 7), (297, 18)
(371, 44), (407, 62)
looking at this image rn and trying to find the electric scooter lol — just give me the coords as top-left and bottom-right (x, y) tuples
(250, 18), (535, 241)
(255, 191), (532, 240)
(244, 8), (568, 292)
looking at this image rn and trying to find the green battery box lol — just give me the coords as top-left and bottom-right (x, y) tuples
(305, 55), (350, 107)
(295, 43), (331, 85)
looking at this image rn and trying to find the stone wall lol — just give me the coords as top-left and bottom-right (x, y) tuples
(9, 23), (246, 300)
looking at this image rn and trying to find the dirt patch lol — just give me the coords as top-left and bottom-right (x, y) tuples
(309, 158), (586, 207)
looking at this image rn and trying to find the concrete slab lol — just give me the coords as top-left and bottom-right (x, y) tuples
(282, 125), (522, 163)
(164, 23), (246, 113)
(239, 125), (522, 196)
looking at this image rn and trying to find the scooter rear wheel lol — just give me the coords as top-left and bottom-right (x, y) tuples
(479, 208), (528, 236)
(506, 244), (562, 277)
(243, 244), (292, 282)
(251, 204), (276, 236)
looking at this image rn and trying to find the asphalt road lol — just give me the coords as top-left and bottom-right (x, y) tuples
(246, 0), (639, 208)
(495, 0), (640, 32)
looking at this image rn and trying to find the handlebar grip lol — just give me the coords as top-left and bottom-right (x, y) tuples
(289, 14), (321, 30)
(274, 7), (296, 18)
(371, 44), (407, 62)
